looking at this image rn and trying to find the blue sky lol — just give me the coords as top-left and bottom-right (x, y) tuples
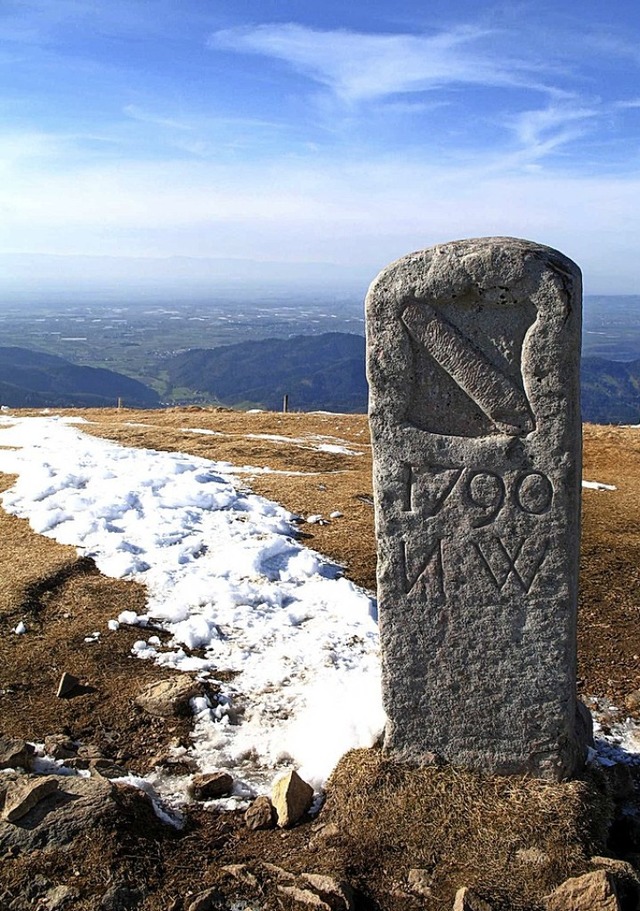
(1, 0), (640, 294)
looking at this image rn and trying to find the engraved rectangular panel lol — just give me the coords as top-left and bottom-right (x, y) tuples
(366, 237), (586, 780)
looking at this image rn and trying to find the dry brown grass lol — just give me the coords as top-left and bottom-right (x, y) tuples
(579, 424), (640, 703)
(323, 750), (613, 911)
(0, 473), (79, 617)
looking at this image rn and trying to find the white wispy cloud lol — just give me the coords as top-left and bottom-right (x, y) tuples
(123, 105), (194, 132)
(209, 23), (551, 103)
(507, 103), (600, 158)
(615, 99), (640, 110)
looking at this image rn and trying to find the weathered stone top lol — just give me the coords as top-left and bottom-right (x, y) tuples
(367, 237), (581, 466)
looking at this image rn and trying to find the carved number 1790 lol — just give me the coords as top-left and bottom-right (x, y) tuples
(403, 464), (554, 527)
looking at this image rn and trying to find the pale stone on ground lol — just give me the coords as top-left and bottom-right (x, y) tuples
(271, 770), (314, 827)
(0, 775), (115, 852)
(543, 870), (621, 910)
(43, 884), (78, 910)
(221, 864), (259, 889)
(589, 858), (640, 909)
(300, 875), (355, 911)
(453, 886), (493, 910)
(135, 676), (200, 717)
(3, 775), (59, 822)
(366, 237), (587, 779)
(278, 876), (354, 911)
(0, 735), (34, 770)
(44, 733), (77, 760)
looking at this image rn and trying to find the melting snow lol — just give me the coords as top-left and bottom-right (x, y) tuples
(582, 479), (617, 491)
(244, 432), (364, 457)
(0, 416), (383, 801)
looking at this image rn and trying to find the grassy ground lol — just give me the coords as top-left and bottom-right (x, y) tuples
(0, 408), (639, 910)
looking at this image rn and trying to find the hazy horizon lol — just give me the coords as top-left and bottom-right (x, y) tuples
(0, 251), (639, 306)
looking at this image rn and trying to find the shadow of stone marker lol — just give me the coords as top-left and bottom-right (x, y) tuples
(366, 237), (589, 780)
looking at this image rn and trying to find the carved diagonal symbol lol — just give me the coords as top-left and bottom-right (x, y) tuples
(473, 536), (549, 593)
(401, 303), (535, 436)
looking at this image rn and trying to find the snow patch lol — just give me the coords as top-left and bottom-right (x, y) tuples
(0, 416), (383, 800)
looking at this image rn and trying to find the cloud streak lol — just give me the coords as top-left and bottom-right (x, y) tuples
(506, 103), (600, 160)
(210, 23), (552, 103)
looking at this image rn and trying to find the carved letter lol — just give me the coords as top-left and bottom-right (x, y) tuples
(473, 535), (549, 593)
(401, 537), (445, 597)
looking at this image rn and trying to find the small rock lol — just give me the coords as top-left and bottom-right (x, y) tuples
(3, 776), (59, 822)
(407, 868), (433, 898)
(62, 757), (91, 771)
(43, 734), (77, 761)
(261, 863), (296, 883)
(186, 888), (224, 911)
(245, 795), (276, 830)
(544, 870), (620, 910)
(77, 743), (104, 760)
(271, 770), (314, 828)
(135, 677), (201, 717)
(188, 771), (233, 801)
(308, 822), (341, 849)
(0, 775), (114, 854)
(453, 887), (493, 911)
(56, 672), (80, 698)
(299, 875), (355, 911)
(43, 885), (78, 910)
(590, 857), (640, 909)
(0, 736), (34, 771)
(625, 689), (640, 712)
(279, 885), (328, 909)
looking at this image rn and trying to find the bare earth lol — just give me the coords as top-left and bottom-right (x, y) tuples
(0, 408), (639, 911)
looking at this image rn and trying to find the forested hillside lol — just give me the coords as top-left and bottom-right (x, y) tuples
(0, 347), (159, 409)
(164, 332), (367, 412)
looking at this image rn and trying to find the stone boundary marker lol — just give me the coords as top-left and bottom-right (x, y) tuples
(366, 237), (588, 780)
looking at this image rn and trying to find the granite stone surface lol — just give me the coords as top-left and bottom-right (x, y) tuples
(366, 237), (586, 780)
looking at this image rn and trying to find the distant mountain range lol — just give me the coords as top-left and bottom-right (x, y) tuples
(1, 336), (639, 424)
(163, 332), (368, 412)
(581, 357), (640, 424)
(0, 347), (159, 409)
